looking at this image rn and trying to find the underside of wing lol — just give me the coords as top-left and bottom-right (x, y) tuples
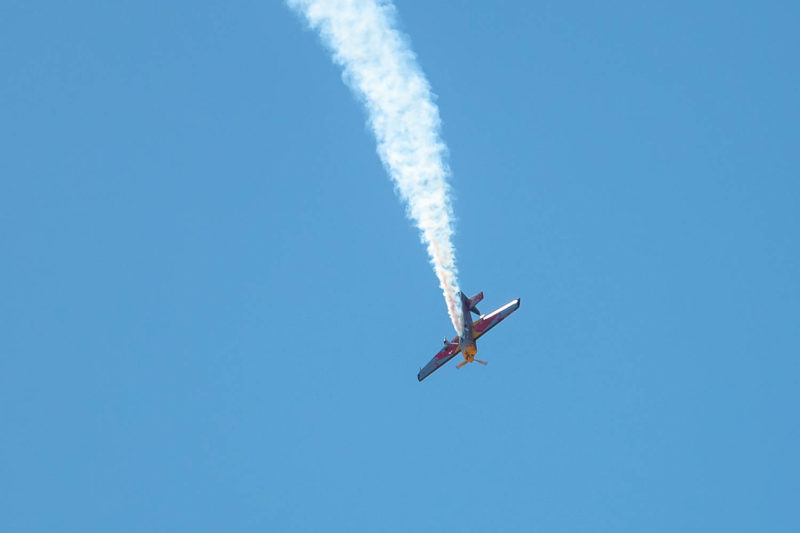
(417, 340), (461, 382)
(472, 298), (521, 341)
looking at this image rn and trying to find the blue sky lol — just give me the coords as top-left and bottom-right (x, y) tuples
(2, 1), (798, 531)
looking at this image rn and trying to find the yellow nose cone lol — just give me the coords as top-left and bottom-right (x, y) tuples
(465, 344), (478, 357)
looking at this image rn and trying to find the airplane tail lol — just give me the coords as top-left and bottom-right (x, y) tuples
(460, 291), (484, 316)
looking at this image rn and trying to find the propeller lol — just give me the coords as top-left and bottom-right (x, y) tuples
(456, 359), (488, 369)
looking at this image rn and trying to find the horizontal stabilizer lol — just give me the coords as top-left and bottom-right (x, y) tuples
(463, 291), (484, 316)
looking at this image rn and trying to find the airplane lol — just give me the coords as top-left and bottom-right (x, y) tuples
(417, 291), (521, 381)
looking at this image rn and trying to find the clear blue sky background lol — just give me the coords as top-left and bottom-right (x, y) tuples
(2, 1), (798, 531)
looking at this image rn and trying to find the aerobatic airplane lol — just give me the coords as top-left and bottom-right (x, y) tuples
(417, 291), (521, 381)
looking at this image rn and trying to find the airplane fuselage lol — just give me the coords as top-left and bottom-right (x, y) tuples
(458, 292), (478, 361)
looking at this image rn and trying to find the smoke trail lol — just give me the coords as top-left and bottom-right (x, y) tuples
(287, 0), (464, 333)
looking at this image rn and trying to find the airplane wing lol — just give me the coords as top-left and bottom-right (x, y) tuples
(472, 298), (521, 340)
(417, 340), (461, 382)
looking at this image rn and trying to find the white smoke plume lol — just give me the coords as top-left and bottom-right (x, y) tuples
(288, 0), (464, 333)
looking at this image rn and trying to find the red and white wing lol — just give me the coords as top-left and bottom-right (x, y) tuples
(417, 340), (461, 382)
(472, 298), (521, 340)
